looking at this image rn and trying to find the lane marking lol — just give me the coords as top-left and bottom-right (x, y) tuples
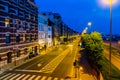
(54, 77), (58, 80)
(15, 69), (40, 73)
(0, 73), (12, 79)
(28, 75), (36, 80)
(40, 48), (70, 73)
(37, 63), (42, 67)
(22, 74), (31, 80)
(16, 74), (26, 80)
(35, 76), (41, 80)
(3, 74), (16, 80)
(9, 74), (21, 80)
(41, 76), (47, 80)
(47, 77), (52, 80)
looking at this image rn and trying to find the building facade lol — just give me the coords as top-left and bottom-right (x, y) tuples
(0, 0), (38, 71)
(38, 14), (53, 50)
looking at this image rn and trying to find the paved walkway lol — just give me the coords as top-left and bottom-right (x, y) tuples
(69, 47), (97, 80)
(77, 53), (96, 80)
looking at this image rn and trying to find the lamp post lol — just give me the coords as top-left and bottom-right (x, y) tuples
(99, 0), (118, 77)
(87, 22), (92, 33)
(109, 0), (112, 76)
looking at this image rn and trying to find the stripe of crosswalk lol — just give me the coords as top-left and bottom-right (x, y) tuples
(9, 74), (21, 80)
(60, 78), (64, 80)
(22, 74), (31, 80)
(28, 75), (36, 80)
(34, 76), (41, 80)
(16, 74), (26, 80)
(41, 76), (47, 80)
(0, 73), (65, 80)
(0, 73), (12, 79)
(3, 74), (16, 80)
(47, 77), (52, 80)
(54, 77), (58, 80)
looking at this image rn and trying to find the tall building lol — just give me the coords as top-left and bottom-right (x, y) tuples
(0, 0), (38, 71)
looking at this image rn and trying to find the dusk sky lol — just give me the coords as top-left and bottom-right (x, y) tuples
(35, 0), (120, 34)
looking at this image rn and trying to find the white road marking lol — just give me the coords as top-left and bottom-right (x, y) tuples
(3, 74), (16, 80)
(41, 76), (47, 80)
(15, 69), (40, 73)
(47, 77), (52, 80)
(28, 75), (36, 80)
(0, 73), (12, 79)
(60, 79), (64, 80)
(54, 77), (58, 80)
(16, 74), (26, 80)
(40, 48), (69, 73)
(22, 74), (31, 80)
(37, 63), (42, 67)
(35, 76), (41, 80)
(9, 74), (21, 80)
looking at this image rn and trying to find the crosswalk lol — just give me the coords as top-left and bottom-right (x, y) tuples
(0, 73), (64, 80)
(40, 48), (70, 73)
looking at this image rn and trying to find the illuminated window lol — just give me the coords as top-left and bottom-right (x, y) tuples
(23, 34), (26, 42)
(5, 18), (10, 27)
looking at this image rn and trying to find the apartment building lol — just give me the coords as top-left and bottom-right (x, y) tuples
(38, 14), (52, 50)
(0, 0), (38, 70)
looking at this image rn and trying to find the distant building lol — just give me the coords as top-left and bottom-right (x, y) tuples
(0, 0), (38, 71)
(38, 14), (53, 49)
(42, 12), (63, 45)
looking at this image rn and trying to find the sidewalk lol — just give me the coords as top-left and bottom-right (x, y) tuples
(70, 47), (97, 80)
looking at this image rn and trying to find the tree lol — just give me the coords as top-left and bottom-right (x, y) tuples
(81, 31), (104, 69)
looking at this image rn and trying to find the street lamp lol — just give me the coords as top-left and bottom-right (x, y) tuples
(99, 0), (118, 77)
(87, 22), (92, 33)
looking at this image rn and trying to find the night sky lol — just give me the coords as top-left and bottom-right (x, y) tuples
(35, 0), (120, 34)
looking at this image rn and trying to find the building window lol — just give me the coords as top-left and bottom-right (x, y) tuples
(29, 14), (31, 19)
(16, 50), (20, 57)
(48, 27), (51, 31)
(7, 52), (12, 63)
(16, 33), (20, 43)
(30, 34), (32, 41)
(0, 57), (2, 61)
(6, 33), (10, 44)
(28, 22), (31, 30)
(35, 34), (37, 40)
(34, 16), (36, 21)
(22, 21), (26, 30)
(23, 34), (26, 42)
(5, 18), (10, 27)
(14, 19), (19, 29)
(48, 35), (51, 38)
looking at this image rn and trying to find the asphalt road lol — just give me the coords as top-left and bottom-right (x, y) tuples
(0, 41), (78, 80)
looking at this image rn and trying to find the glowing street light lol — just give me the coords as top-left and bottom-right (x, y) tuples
(98, 0), (119, 8)
(99, 0), (118, 77)
(101, 0), (117, 5)
(87, 22), (92, 27)
(87, 22), (92, 33)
